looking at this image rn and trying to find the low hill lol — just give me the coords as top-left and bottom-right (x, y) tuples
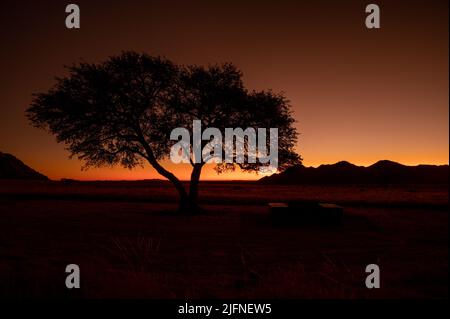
(260, 160), (449, 184)
(0, 151), (49, 180)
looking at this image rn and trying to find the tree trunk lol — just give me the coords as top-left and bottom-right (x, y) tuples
(135, 126), (195, 214)
(185, 163), (203, 213)
(141, 145), (190, 213)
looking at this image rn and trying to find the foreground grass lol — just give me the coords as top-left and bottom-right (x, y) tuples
(0, 181), (447, 298)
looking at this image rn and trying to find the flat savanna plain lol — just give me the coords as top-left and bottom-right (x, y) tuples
(0, 180), (448, 298)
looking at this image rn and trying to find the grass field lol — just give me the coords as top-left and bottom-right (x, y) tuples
(0, 180), (447, 298)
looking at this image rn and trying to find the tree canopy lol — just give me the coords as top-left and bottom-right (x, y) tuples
(27, 51), (301, 212)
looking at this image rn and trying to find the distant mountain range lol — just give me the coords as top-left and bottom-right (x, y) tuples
(1, 152), (448, 185)
(0, 151), (48, 180)
(260, 160), (449, 184)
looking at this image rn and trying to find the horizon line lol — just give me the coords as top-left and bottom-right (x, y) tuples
(53, 159), (449, 182)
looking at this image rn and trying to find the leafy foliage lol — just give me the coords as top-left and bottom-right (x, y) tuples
(26, 51), (301, 209)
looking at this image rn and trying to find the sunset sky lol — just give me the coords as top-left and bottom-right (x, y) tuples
(0, 0), (448, 180)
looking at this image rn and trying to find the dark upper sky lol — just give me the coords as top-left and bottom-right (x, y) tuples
(0, 0), (448, 180)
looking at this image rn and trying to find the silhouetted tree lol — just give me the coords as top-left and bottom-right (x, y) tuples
(26, 52), (301, 213)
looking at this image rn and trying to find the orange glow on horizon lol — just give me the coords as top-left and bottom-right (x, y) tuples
(17, 154), (449, 181)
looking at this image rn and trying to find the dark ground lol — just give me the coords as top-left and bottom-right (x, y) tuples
(0, 180), (447, 298)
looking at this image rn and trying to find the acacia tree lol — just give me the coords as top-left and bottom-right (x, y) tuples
(26, 52), (301, 212)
